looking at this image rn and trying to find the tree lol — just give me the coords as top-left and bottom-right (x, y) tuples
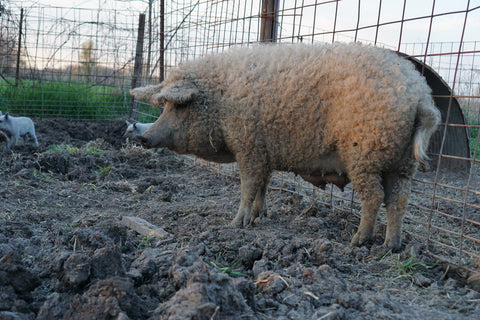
(0, 2), (18, 77)
(78, 39), (97, 81)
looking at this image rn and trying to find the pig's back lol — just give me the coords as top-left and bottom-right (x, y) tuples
(176, 43), (430, 170)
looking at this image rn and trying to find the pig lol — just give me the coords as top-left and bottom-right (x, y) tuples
(0, 112), (39, 149)
(123, 120), (153, 140)
(130, 43), (441, 251)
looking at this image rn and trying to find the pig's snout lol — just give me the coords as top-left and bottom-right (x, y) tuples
(136, 135), (151, 149)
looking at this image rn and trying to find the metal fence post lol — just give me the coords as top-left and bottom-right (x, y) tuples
(160, 0), (165, 82)
(15, 8), (24, 86)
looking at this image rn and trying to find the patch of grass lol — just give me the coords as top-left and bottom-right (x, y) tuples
(9, 152), (23, 162)
(385, 247), (436, 280)
(33, 169), (55, 182)
(119, 143), (153, 158)
(137, 236), (154, 249)
(210, 252), (247, 277)
(0, 78), (130, 120)
(464, 111), (479, 159)
(461, 100), (480, 159)
(82, 141), (103, 156)
(95, 165), (113, 178)
(45, 142), (104, 156)
(468, 126), (479, 159)
(82, 183), (98, 191)
(45, 144), (81, 155)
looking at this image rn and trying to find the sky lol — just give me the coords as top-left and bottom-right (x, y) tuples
(5, 0), (480, 89)
(13, 0), (479, 46)
(14, 0), (148, 11)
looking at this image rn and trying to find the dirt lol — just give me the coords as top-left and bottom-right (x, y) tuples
(0, 119), (479, 320)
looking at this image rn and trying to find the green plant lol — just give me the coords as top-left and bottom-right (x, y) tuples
(45, 142), (104, 156)
(137, 236), (154, 249)
(469, 127), (479, 159)
(82, 140), (104, 155)
(82, 182), (98, 191)
(95, 165), (113, 178)
(32, 169), (55, 182)
(386, 247), (435, 279)
(9, 152), (22, 161)
(210, 252), (247, 277)
(0, 78), (130, 120)
(461, 99), (480, 159)
(46, 144), (80, 155)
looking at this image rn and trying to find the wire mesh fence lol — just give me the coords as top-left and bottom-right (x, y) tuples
(1, 1), (143, 120)
(1, 0), (479, 278)
(158, 0), (480, 278)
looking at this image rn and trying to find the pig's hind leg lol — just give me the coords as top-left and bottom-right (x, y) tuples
(382, 171), (414, 252)
(349, 171), (384, 248)
(21, 132), (38, 147)
(21, 133), (29, 145)
(30, 131), (39, 147)
(248, 173), (271, 227)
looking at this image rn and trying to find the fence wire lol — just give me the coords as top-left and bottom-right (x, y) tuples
(1, 2), (142, 120)
(158, 0), (480, 278)
(1, 0), (479, 277)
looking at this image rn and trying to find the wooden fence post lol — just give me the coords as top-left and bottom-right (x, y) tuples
(260, 0), (279, 42)
(129, 13), (146, 120)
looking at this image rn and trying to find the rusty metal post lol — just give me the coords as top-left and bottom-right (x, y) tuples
(260, 0), (279, 42)
(15, 8), (24, 86)
(159, 0), (165, 82)
(129, 13), (145, 120)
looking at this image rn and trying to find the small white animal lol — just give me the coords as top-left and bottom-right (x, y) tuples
(123, 120), (153, 139)
(0, 112), (39, 148)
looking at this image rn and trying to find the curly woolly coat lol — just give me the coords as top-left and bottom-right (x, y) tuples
(131, 43), (440, 251)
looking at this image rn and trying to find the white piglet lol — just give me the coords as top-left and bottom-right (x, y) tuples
(0, 113), (39, 148)
(123, 120), (153, 140)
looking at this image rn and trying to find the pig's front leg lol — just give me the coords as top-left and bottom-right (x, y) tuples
(11, 133), (19, 148)
(3, 135), (11, 149)
(6, 134), (17, 149)
(231, 164), (270, 228)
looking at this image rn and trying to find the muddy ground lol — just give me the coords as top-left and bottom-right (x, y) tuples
(0, 119), (479, 320)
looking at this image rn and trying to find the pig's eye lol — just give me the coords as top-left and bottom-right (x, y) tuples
(175, 102), (189, 109)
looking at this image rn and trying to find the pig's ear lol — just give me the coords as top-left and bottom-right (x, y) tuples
(130, 85), (163, 103)
(155, 81), (198, 104)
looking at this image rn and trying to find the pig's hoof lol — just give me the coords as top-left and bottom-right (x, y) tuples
(245, 220), (256, 229)
(230, 218), (244, 228)
(383, 236), (402, 253)
(230, 215), (249, 228)
(350, 230), (373, 248)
